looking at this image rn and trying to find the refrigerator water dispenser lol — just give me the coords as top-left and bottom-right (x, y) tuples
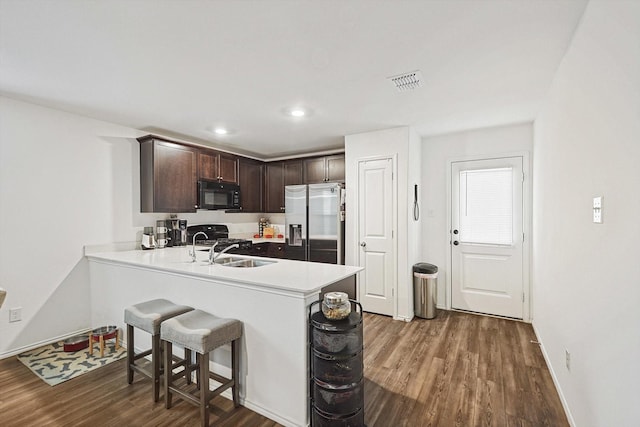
(290, 224), (303, 246)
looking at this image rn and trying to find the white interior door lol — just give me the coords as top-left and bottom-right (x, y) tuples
(357, 158), (395, 316)
(451, 157), (524, 319)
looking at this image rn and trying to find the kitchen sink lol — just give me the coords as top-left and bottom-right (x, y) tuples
(213, 257), (238, 265)
(225, 259), (275, 268)
(212, 257), (275, 268)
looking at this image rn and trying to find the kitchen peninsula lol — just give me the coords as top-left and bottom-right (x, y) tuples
(86, 246), (361, 427)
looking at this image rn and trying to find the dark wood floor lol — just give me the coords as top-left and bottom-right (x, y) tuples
(363, 310), (568, 427)
(0, 351), (278, 427)
(0, 310), (567, 426)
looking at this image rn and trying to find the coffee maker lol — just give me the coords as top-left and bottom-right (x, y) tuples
(165, 219), (187, 247)
(178, 219), (187, 246)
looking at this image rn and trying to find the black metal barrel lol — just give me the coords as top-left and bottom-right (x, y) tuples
(309, 301), (365, 427)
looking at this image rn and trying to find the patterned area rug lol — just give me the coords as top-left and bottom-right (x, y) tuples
(17, 339), (126, 386)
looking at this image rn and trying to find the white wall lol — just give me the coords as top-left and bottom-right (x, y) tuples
(0, 97), (139, 355)
(532, 1), (640, 426)
(345, 126), (421, 321)
(421, 123), (532, 309)
(0, 97), (266, 356)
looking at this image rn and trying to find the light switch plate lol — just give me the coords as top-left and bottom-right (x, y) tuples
(593, 196), (603, 223)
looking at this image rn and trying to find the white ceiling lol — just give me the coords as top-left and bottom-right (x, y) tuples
(0, 0), (587, 159)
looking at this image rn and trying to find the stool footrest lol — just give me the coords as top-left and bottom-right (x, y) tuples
(129, 364), (152, 379)
(166, 376), (235, 408)
(209, 372), (230, 386)
(168, 386), (200, 406)
(133, 349), (152, 360)
(209, 378), (234, 399)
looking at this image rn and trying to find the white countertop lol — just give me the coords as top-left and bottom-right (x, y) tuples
(86, 247), (361, 296)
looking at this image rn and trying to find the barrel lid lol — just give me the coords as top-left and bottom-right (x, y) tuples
(413, 262), (438, 274)
(324, 292), (349, 305)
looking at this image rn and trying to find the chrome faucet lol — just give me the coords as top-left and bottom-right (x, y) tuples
(209, 242), (240, 264)
(190, 232), (208, 262)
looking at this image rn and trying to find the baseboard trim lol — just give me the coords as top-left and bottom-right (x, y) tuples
(240, 398), (306, 427)
(531, 322), (576, 427)
(0, 328), (92, 360)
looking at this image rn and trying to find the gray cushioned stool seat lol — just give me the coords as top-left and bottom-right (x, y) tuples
(125, 298), (193, 335)
(161, 309), (242, 353)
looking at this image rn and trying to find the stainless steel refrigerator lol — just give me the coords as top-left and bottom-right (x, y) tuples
(285, 183), (345, 264)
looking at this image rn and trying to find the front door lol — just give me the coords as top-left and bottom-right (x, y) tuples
(451, 157), (524, 319)
(357, 157), (395, 316)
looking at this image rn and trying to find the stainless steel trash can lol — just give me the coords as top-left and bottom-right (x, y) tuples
(413, 263), (438, 319)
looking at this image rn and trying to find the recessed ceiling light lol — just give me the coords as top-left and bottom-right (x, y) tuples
(290, 109), (305, 117)
(214, 128), (228, 135)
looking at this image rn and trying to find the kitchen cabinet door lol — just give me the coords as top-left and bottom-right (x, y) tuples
(265, 162), (285, 213)
(218, 152), (239, 183)
(267, 242), (287, 259)
(238, 158), (264, 212)
(284, 160), (303, 185)
(303, 157), (326, 184)
(250, 242), (270, 257)
(326, 155), (345, 182)
(265, 160), (303, 213)
(139, 137), (198, 213)
(198, 151), (218, 181)
(303, 155), (345, 183)
(198, 151), (238, 183)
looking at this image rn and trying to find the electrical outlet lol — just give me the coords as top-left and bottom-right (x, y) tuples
(593, 196), (603, 223)
(9, 307), (22, 323)
(565, 349), (571, 371)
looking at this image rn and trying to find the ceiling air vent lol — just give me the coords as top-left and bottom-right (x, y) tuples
(388, 70), (423, 92)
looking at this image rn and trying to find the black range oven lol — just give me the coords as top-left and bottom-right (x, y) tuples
(186, 224), (252, 253)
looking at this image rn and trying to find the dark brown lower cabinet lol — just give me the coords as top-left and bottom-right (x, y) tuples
(249, 242), (269, 257)
(231, 242), (290, 259)
(267, 242), (286, 258)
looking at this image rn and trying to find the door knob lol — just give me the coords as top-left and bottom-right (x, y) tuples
(453, 241), (459, 246)
(360, 242), (367, 247)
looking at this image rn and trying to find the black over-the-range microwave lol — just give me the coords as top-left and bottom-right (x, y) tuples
(197, 180), (241, 210)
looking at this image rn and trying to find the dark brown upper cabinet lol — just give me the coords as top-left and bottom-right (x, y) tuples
(284, 159), (304, 186)
(198, 151), (238, 184)
(303, 154), (345, 184)
(238, 158), (264, 212)
(139, 133), (344, 215)
(265, 160), (303, 213)
(139, 136), (198, 213)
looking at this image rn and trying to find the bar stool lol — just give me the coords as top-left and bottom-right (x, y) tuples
(161, 309), (242, 426)
(124, 299), (194, 402)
